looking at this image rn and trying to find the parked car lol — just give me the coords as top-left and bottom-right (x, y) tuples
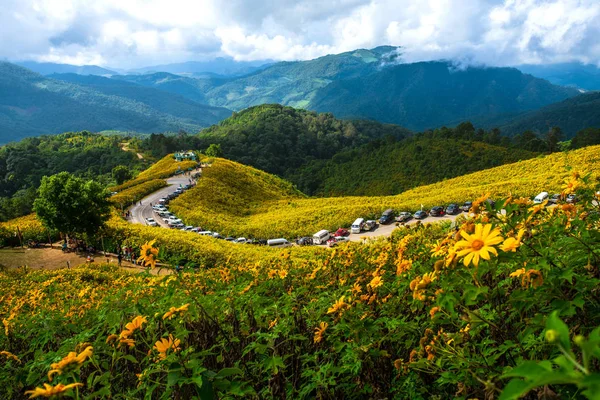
(533, 192), (549, 204)
(351, 218), (365, 234)
(549, 193), (561, 204)
(445, 204), (460, 215)
(312, 230), (330, 245)
(198, 231), (213, 236)
(379, 209), (395, 224)
(145, 218), (158, 227)
(234, 237), (247, 244)
(267, 238), (292, 248)
(224, 237), (236, 242)
(365, 220), (378, 230)
(184, 226), (194, 231)
(414, 210), (428, 219)
(460, 201), (472, 212)
(190, 227), (200, 233)
(430, 206), (446, 217)
(335, 236), (350, 244)
(566, 194), (579, 204)
(296, 237), (313, 246)
(396, 212), (412, 223)
(335, 228), (350, 237)
(213, 233), (224, 240)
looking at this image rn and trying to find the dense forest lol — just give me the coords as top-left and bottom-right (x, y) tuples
(0, 131), (144, 220)
(138, 104), (412, 177)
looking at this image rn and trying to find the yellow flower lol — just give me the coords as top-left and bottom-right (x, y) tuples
(327, 296), (349, 314)
(119, 338), (136, 348)
(510, 268), (543, 288)
(138, 240), (159, 268)
(268, 318), (278, 329)
(106, 334), (118, 344)
(25, 383), (83, 398)
(562, 178), (581, 196)
(454, 224), (503, 267)
(162, 304), (190, 320)
(368, 276), (383, 290)
(121, 316), (147, 338)
(0, 350), (20, 363)
(501, 229), (526, 252)
(48, 346), (93, 381)
(314, 322), (328, 344)
(429, 307), (441, 319)
(154, 335), (181, 360)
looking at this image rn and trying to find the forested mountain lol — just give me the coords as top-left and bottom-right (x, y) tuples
(473, 92), (600, 137)
(0, 62), (231, 143)
(309, 61), (579, 131)
(140, 104), (412, 177)
(128, 57), (272, 77)
(518, 62), (600, 91)
(139, 46), (578, 131)
(15, 61), (117, 76)
(111, 72), (231, 104)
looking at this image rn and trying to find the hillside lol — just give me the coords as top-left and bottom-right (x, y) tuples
(128, 57), (272, 77)
(0, 62), (231, 143)
(476, 91), (600, 138)
(151, 46), (580, 131)
(112, 72), (231, 104)
(189, 104), (412, 177)
(309, 61), (579, 131)
(518, 62), (600, 90)
(169, 145), (600, 239)
(290, 138), (538, 196)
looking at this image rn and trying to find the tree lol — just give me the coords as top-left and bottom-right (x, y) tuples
(112, 165), (133, 185)
(545, 127), (563, 153)
(205, 143), (223, 158)
(33, 172), (111, 238)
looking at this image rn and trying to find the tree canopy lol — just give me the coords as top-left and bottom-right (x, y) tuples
(33, 172), (111, 238)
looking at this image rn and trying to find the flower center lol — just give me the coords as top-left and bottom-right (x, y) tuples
(471, 239), (484, 251)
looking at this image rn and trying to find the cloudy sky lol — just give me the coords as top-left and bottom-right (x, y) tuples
(1, 0), (599, 68)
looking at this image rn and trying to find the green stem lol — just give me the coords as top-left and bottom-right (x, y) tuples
(558, 344), (588, 375)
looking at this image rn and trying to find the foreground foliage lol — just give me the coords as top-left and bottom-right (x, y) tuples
(1, 174), (599, 399)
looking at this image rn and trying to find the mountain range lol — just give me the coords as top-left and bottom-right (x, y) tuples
(0, 62), (231, 143)
(2, 46), (600, 144)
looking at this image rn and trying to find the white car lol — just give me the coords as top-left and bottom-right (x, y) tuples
(198, 231), (213, 236)
(234, 237), (247, 244)
(145, 218), (158, 227)
(184, 226), (194, 231)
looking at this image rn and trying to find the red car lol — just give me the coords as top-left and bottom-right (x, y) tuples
(334, 228), (349, 237)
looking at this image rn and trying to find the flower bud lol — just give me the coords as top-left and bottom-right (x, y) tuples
(545, 329), (559, 343)
(574, 335), (585, 346)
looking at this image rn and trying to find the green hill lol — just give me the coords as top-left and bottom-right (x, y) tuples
(475, 91), (600, 138)
(185, 104), (412, 177)
(0, 62), (231, 143)
(290, 138), (538, 196)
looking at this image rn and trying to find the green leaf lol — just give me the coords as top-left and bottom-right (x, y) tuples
(546, 311), (571, 352)
(263, 356), (285, 375)
(499, 379), (534, 400)
(216, 367), (243, 378)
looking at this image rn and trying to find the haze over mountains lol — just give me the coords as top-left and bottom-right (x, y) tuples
(1, 46), (599, 144)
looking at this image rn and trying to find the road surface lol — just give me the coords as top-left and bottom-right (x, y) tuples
(128, 171), (198, 228)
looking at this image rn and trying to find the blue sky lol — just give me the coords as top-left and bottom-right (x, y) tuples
(1, 0), (599, 68)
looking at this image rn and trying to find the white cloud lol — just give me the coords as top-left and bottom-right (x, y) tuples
(0, 0), (598, 68)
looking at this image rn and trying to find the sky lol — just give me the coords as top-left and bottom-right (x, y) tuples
(1, 0), (599, 69)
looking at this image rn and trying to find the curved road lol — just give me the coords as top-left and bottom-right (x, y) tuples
(127, 169), (464, 242)
(128, 171), (199, 228)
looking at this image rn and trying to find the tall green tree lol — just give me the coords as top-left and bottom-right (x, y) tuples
(205, 143), (223, 158)
(545, 126), (563, 153)
(112, 165), (133, 185)
(33, 172), (111, 238)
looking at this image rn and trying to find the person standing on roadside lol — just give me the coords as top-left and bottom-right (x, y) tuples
(117, 252), (122, 267)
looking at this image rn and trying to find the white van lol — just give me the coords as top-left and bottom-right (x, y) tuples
(351, 218), (365, 234)
(267, 238), (292, 248)
(533, 192), (549, 204)
(312, 230), (330, 245)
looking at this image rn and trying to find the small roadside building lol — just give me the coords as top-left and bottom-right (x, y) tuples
(174, 151), (197, 162)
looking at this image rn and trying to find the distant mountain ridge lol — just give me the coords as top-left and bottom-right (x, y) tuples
(181, 47), (579, 132)
(471, 91), (600, 137)
(15, 61), (117, 76)
(518, 62), (600, 91)
(128, 57), (273, 77)
(0, 62), (231, 144)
